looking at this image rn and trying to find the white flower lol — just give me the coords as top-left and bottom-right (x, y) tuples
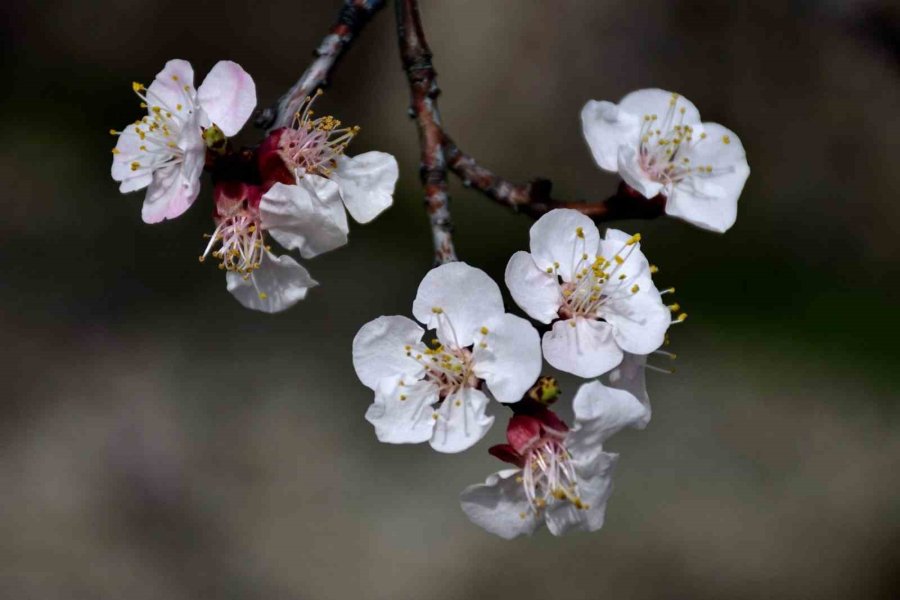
(505, 209), (673, 378)
(199, 179), (347, 313)
(111, 59), (257, 224)
(608, 352), (651, 429)
(581, 89), (750, 233)
(262, 91), (398, 229)
(352, 262), (542, 453)
(459, 381), (647, 539)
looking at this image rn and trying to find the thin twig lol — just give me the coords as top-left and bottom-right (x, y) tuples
(442, 136), (666, 222)
(396, 0), (457, 264)
(255, 0), (386, 131)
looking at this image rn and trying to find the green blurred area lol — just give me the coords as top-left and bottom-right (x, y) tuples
(1, 1), (898, 599)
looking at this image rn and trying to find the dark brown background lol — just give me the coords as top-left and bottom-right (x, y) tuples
(1, 1), (898, 598)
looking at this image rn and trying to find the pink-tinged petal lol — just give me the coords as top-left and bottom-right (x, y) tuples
(365, 375), (438, 445)
(429, 387), (494, 453)
(568, 380), (648, 454)
(472, 313), (541, 403)
(197, 60), (257, 137)
(146, 59), (196, 114)
(504, 251), (562, 324)
(460, 469), (539, 539)
(225, 250), (317, 313)
(581, 99), (642, 172)
(602, 276), (670, 355)
(608, 353), (650, 429)
(412, 262), (504, 349)
(352, 315), (426, 391)
(260, 177), (348, 259)
(332, 151), (398, 223)
(111, 124), (148, 185)
(529, 209), (601, 282)
(544, 451), (618, 535)
(617, 145), (664, 199)
(141, 165), (201, 224)
(542, 317), (623, 379)
(668, 122), (749, 233)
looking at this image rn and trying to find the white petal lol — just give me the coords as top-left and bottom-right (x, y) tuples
(667, 122), (750, 233)
(429, 387), (494, 454)
(332, 152), (398, 223)
(352, 315), (426, 390)
(365, 375), (438, 445)
(412, 262), (504, 349)
(260, 177), (349, 259)
(568, 380), (648, 454)
(141, 164), (201, 224)
(504, 251), (562, 324)
(542, 317), (623, 378)
(581, 99), (642, 172)
(225, 250), (317, 313)
(460, 469), (540, 539)
(472, 314), (542, 403)
(608, 353), (650, 429)
(617, 145), (664, 199)
(597, 228), (651, 279)
(196, 60), (256, 137)
(111, 124), (150, 188)
(544, 451), (618, 535)
(601, 276), (669, 355)
(618, 88), (701, 126)
(529, 209), (601, 282)
(146, 59), (196, 114)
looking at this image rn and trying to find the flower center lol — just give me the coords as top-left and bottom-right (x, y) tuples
(199, 207), (267, 277)
(278, 90), (360, 178)
(405, 340), (477, 400)
(110, 80), (196, 173)
(520, 438), (588, 513)
(636, 92), (714, 188)
(553, 230), (644, 319)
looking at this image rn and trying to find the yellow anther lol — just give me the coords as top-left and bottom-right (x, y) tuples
(668, 303), (681, 312)
(111, 148), (120, 154)
(132, 82), (145, 92)
(722, 135), (731, 144)
(399, 395), (407, 401)
(626, 233), (641, 245)
(649, 265), (659, 274)
(480, 326), (489, 335)
(677, 313), (688, 322)
(575, 227), (584, 238)
(614, 255), (624, 265)
(130, 161), (140, 171)
(553, 261), (560, 268)
(258, 292), (268, 300)
(431, 307), (443, 314)
(631, 284), (640, 294)
(171, 75), (179, 81)
(109, 129), (118, 135)
(432, 413), (439, 420)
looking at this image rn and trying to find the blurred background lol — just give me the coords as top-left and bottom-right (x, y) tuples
(1, 0), (898, 598)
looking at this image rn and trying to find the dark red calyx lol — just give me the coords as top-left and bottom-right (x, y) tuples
(258, 128), (295, 188)
(213, 181), (263, 218)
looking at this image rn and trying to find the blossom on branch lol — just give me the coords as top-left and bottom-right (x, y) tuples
(459, 381), (647, 539)
(199, 179), (347, 313)
(505, 209), (677, 378)
(353, 263), (542, 453)
(581, 89), (749, 232)
(111, 59), (256, 223)
(259, 90), (399, 228)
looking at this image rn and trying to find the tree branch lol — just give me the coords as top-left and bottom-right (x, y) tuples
(254, 0), (386, 131)
(396, 0), (457, 264)
(442, 135), (666, 223)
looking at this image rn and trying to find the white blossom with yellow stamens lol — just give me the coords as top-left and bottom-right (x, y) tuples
(353, 262), (542, 453)
(505, 209), (675, 378)
(110, 59), (256, 223)
(581, 89), (749, 232)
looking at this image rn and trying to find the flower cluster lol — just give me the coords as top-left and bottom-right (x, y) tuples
(111, 61), (398, 312)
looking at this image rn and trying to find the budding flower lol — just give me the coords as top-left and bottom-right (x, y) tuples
(581, 89), (750, 233)
(110, 59), (257, 223)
